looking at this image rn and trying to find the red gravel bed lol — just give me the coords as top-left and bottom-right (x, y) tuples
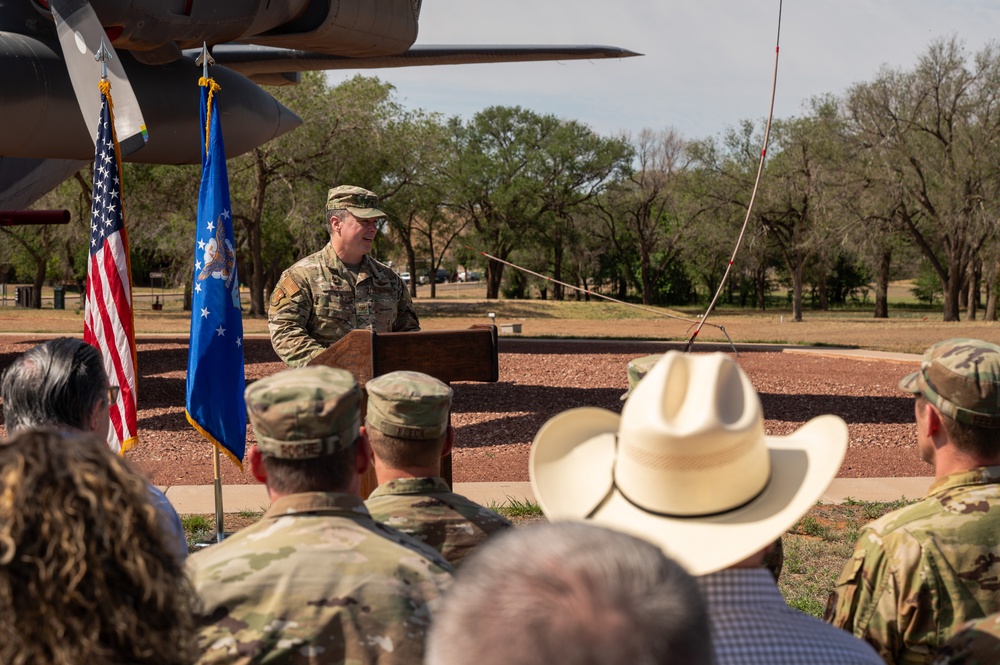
(0, 337), (928, 486)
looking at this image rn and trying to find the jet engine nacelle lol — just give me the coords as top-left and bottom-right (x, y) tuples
(0, 33), (300, 164)
(33, 0), (421, 62)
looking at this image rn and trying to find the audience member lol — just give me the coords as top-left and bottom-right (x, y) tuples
(621, 351), (784, 581)
(0, 337), (188, 562)
(0, 428), (197, 665)
(187, 365), (452, 665)
(425, 521), (713, 665)
(530, 351), (883, 664)
(363, 370), (512, 566)
(826, 338), (1000, 664)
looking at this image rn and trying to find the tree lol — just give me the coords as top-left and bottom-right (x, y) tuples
(443, 107), (559, 299)
(846, 38), (1000, 321)
(594, 129), (693, 306)
(378, 110), (462, 299)
(532, 122), (632, 300)
(229, 74), (404, 316)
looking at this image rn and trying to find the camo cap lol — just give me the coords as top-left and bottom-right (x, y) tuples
(899, 338), (1000, 427)
(365, 370), (452, 440)
(326, 185), (386, 219)
(245, 366), (362, 459)
(620, 354), (664, 400)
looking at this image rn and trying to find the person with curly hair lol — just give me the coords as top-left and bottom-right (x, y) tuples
(0, 428), (198, 665)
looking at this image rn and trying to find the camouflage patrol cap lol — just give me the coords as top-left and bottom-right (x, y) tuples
(620, 354), (664, 400)
(899, 338), (1000, 427)
(326, 185), (386, 219)
(245, 366), (362, 459)
(365, 370), (453, 440)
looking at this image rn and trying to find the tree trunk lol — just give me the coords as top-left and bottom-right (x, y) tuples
(986, 261), (1000, 322)
(965, 262), (980, 321)
(640, 256), (654, 306)
(552, 244), (564, 300)
(756, 267), (767, 311)
(486, 263), (503, 299)
(942, 261), (961, 322)
(817, 273), (829, 311)
(247, 149), (268, 317)
(873, 249), (890, 319)
(791, 262), (805, 322)
(31, 256), (45, 309)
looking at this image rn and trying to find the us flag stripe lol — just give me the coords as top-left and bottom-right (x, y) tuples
(83, 81), (138, 455)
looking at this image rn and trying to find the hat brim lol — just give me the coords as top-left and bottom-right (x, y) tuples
(530, 408), (848, 575)
(346, 207), (387, 220)
(899, 370), (921, 394)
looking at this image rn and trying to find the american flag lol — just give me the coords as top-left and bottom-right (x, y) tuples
(84, 80), (138, 455)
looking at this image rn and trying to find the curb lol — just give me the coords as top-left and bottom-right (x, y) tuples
(162, 477), (933, 515)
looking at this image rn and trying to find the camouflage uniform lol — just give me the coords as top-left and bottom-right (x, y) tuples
(363, 371), (512, 566)
(826, 338), (1000, 665)
(932, 613), (1000, 664)
(188, 365), (453, 665)
(268, 186), (419, 367)
(366, 477), (513, 567)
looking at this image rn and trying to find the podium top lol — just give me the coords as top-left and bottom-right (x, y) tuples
(308, 325), (499, 385)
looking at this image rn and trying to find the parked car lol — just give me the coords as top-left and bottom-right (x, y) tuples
(399, 271), (411, 284)
(418, 268), (450, 285)
(458, 270), (482, 282)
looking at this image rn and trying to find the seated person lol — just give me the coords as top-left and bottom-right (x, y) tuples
(0, 337), (188, 562)
(426, 521), (713, 665)
(187, 365), (453, 664)
(364, 370), (512, 566)
(0, 427), (197, 665)
(531, 351), (883, 664)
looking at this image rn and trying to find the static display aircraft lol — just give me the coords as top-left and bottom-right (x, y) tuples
(0, 0), (640, 210)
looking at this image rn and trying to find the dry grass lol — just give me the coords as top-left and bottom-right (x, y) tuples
(3, 294), (995, 356)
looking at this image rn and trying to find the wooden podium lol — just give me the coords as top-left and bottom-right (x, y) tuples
(308, 325), (499, 497)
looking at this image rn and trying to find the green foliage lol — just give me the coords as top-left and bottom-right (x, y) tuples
(489, 497), (543, 518)
(910, 263), (942, 306)
(14, 37), (1000, 320)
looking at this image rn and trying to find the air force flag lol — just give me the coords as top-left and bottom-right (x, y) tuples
(186, 77), (247, 468)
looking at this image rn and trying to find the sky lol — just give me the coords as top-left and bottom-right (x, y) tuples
(327, 0), (1000, 141)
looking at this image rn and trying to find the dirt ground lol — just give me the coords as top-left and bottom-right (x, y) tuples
(0, 319), (935, 485)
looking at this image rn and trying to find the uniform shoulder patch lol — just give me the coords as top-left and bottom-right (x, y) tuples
(270, 275), (301, 307)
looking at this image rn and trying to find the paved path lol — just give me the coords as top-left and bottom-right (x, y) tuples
(162, 477), (934, 515)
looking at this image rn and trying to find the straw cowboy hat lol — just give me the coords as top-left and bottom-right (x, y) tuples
(529, 351), (848, 575)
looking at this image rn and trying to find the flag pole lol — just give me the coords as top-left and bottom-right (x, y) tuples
(213, 445), (224, 542)
(196, 41), (226, 543)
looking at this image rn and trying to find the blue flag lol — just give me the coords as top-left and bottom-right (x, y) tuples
(186, 78), (247, 468)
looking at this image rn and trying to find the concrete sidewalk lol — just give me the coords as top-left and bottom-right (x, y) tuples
(161, 477), (934, 515)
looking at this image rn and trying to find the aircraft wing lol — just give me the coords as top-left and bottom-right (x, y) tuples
(189, 44), (642, 85)
(0, 157), (88, 211)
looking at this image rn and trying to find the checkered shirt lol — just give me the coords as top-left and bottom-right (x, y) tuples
(697, 567), (883, 665)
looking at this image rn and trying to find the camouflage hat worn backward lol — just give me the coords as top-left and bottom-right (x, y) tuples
(620, 354), (664, 400)
(245, 366), (362, 459)
(366, 370), (453, 440)
(326, 185), (386, 220)
(899, 337), (1000, 427)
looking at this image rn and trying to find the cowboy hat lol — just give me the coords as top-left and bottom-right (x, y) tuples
(529, 351), (847, 575)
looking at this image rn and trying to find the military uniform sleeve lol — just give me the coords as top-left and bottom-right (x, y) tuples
(826, 527), (931, 664)
(268, 272), (327, 367)
(392, 280), (420, 332)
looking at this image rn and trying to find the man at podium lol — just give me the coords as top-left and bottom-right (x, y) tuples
(268, 185), (420, 367)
